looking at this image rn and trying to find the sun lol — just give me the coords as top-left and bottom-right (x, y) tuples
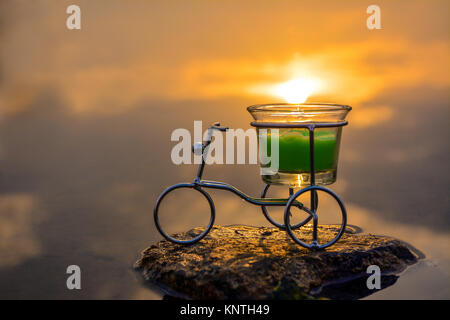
(272, 78), (321, 103)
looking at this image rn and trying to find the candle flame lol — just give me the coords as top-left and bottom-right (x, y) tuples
(272, 78), (321, 103)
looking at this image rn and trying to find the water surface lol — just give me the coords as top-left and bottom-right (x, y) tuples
(0, 93), (448, 299)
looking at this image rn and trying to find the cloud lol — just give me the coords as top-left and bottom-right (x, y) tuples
(1, 0), (448, 115)
(0, 194), (42, 267)
(350, 105), (394, 128)
(346, 203), (450, 271)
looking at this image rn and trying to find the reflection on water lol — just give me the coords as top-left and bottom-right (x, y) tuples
(0, 90), (449, 299)
(0, 194), (41, 267)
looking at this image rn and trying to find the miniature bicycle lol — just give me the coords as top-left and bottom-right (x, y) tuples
(154, 104), (351, 250)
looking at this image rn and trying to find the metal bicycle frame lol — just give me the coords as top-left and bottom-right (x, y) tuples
(154, 121), (348, 249)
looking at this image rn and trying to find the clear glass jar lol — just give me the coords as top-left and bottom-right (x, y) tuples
(248, 103), (351, 187)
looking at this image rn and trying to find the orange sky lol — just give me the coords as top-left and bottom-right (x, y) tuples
(0, 1), (449, 298)
(0, 0), (449, 118)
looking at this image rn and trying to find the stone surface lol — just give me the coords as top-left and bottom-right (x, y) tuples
(135, 225), (419, 299)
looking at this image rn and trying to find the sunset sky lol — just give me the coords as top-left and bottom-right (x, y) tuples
(1, 0), (448, 116)
(0, 0), (449, 299)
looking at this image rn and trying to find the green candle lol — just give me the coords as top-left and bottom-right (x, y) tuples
(248, 103), (351, 186)
(259, 127), (342, 173)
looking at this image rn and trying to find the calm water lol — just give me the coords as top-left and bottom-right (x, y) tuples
(0, 89), (449, 299)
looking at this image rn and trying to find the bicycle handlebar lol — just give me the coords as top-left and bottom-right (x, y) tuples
(210, 122), (229, 132)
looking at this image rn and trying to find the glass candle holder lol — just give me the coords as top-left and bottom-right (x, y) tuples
(248, 103), (351, 187)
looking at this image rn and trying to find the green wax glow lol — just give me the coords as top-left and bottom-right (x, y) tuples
(261, 128), (341, 173)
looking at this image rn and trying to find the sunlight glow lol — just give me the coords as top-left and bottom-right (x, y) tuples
(272, 78), (321, 103)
